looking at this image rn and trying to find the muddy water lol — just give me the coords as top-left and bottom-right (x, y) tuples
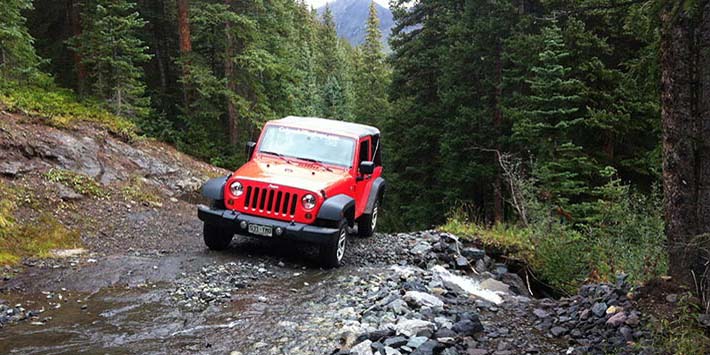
(0, 252), (367, 355)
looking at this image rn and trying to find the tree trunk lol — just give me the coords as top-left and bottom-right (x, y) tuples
(492, 40), (504, 223)
(225, 4), (238, 146)
(67, 0), (87, 95)
(660, 1), (710, 290)
(176, 0), (192, 54)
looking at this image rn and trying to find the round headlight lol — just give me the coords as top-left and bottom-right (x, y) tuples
(302, 194), (316, 210)
(230, 181), (244, 196)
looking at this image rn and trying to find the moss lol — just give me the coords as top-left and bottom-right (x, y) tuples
(0, 81), (137, 140)
(120, 176), (162, 206)
(44, 168), (109, 199)
(0, 180), (83, 265)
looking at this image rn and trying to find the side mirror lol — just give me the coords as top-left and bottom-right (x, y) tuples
(245, 141), (257, 160)
(359, 161), (375, 175)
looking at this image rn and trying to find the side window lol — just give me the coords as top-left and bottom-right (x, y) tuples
(372, 135), (382, 166)
(359, 139), (370, 163)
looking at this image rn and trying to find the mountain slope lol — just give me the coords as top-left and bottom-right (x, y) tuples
(317, 0), (393, 47)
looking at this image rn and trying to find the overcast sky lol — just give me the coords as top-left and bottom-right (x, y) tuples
(303, 0), (390, 9)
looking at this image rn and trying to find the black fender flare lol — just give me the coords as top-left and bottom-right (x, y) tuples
(201, 175), (230, 201)
(317, 194), (355, 225)
(364, 177), (385, 214)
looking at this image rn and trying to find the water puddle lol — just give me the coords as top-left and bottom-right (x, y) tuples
(0, 253), (358, 354)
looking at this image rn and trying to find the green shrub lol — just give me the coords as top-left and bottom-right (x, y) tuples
(44, 168), (109, 199)
(441, 167), (666, 295)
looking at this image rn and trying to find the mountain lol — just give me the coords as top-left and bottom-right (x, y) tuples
(317, 0), (394, 48)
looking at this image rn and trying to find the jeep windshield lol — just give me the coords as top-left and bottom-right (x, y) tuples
(258, 125), (355, 168)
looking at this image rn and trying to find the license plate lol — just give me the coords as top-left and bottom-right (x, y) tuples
(248, 224), (272, 237)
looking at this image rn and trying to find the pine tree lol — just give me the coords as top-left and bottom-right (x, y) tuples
(507, 23), (592, 211)
(352, 1), (390, 125)
(315, 4), (352, 120)
(68, 0), (152, 117)
(0, 0), (41, 81)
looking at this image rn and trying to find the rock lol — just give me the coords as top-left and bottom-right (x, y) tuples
(479, 278), (510, 294)
(431, 266), (503, 304)
(591, 302), (607, 317)
(410, 340), (439, 355)
(606, 305), (622, 314)
(384, 347), (402, 355)
(57, 183), (84, 201)
(500, 273), (527, 295)
(394, 319), (435, 337)
(492, 263), (508, 275)
(411, 242), (432, 255)
(383, 336), (408, 348)
(580, 308), (591, 320)
(434, 328), (457, 339)
(625, 313), (640, 326)
(407, 336), (428, 348)
(388, 299), (409, 315)
(466, 349), (488, 355)
(461, 248), (485, 261)
(455, 256), (469, 268)
(665, 294), (678, 303)
(403, 291), (444, 309)
(452, 318), (483, 336)
(532, 308), (549, 319)
(550, 326), (568, 337)
(434, 316), (453, 329)
(606, 312), (627, 327)
(698, 313), (710, 328)
(350, 340), (374, 355)
(474, 259), (487, 273)
(619, 326), (634, 341)
(441, 348), (459, 355)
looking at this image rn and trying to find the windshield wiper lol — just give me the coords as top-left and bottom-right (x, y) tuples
(298, 157), (333, 172)
(260, 151), (293, 164)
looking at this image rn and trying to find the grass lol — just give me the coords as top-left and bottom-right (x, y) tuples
(0, 80), (136, 140)
(0, 180), (82, 266)
(650, 294), (710, 354)
(44, 168), (109, 199)
(121, 176), (162, 206)
(441, 218), (535, 260)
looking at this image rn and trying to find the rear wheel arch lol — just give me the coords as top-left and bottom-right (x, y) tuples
(365, 177), (386, 214)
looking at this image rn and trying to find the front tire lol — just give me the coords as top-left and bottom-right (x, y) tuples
(357, 200), (379, 238)
(203, 223), (233, 250)
(319, 220), (348, 268)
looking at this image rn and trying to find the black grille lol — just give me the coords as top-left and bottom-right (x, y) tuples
(244, 186), (298, 216)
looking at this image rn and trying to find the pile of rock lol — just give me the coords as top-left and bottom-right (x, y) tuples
(402, 231), (528, 296)
(333, 265), (494, 355)
(0, 303), (43, 328)
(171, 261), (273, 309)
(530, 275), (653, 354)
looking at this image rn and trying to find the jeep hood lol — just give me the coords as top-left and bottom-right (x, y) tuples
(232, 160), (351, 193)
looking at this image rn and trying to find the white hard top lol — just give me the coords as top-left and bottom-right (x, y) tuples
(269, 116), (380, 138)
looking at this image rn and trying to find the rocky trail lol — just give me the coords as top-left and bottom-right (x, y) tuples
(0, 114), (657, 354)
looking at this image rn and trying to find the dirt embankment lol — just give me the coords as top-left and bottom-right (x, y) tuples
(0, 110), (226, 258)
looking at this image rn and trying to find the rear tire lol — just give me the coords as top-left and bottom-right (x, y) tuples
(357, 200), (379, 238)
(319, 220), (348, 268)
(203, 223), (233, 250)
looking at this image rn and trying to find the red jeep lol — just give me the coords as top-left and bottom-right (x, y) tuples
(197, 116), (385, 267)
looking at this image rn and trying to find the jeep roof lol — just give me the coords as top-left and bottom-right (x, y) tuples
(269, 116), (380, 139)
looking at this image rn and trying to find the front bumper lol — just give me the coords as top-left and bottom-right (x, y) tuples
(197, 205), (338, 244)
